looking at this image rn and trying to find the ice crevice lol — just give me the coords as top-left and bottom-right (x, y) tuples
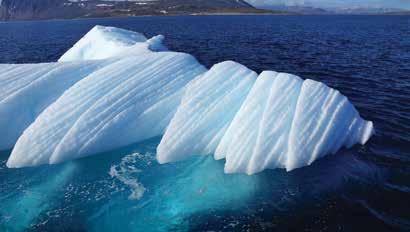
(2, 25), (374, 174)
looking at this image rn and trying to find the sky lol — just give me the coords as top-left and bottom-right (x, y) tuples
(246, 0), (410, 9)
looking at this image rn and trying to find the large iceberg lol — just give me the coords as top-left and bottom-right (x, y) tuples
(3, 25), (374, 174)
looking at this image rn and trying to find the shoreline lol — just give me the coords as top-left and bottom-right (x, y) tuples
(0, 12), (409, 23)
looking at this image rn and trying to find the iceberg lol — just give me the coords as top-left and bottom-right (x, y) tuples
(7, 52), (206, 168)
(157, 61), (257, 164)
(3, 25), (374, 174)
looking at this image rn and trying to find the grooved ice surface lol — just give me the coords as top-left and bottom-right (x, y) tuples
(157, 69), (373, 174)
(216, 71), (303, 174)
(285, 79), (373, 171)
(0, 61), (107, 150)
(157, 61), (257, 164)
(7, 52), (206, 168)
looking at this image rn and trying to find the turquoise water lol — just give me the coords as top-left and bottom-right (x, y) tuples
(0, 138), (263, 231)
(0, 137), (394, 231)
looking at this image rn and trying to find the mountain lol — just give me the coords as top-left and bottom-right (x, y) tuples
(0, 0), (277, 20)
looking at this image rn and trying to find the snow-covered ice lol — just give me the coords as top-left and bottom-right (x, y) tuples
(3, 25), (374, 174)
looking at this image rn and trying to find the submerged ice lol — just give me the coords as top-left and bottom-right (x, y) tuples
(3, 25), (374, 174)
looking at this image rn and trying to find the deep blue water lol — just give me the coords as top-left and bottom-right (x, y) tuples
(0, 15), (409, 231)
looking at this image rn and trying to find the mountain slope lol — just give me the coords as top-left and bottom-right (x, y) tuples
(0, 0), (274, 20)
(254, 5), (329, 14)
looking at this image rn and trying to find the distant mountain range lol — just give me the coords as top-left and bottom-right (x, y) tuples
(257, 5), (408, 15)
(0, 0), (278, 20)
(1, 0), (408, 21)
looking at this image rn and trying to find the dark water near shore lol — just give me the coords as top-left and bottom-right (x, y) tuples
(0, 15), (409, 231)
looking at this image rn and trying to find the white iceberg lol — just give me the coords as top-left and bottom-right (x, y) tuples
(157, 61), (257, 164)
(7, 52), (206, 168)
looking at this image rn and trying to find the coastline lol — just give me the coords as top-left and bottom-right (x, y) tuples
(0, 11), (290, 22)
(0, 12), (409, 23)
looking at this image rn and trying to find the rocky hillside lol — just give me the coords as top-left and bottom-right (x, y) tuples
(0, 0), (274, 20)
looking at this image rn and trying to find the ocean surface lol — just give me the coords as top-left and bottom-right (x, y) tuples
(0, 15), (409, 231)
